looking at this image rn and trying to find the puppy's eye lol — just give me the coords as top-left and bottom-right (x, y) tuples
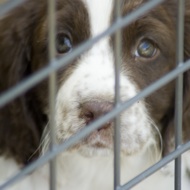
(136, 39), (157, 58)
(56, 33), (72, 54)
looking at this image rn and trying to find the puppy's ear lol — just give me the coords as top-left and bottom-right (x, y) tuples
(0, 3), (46, 164)
(184, 2), (190, 60)
(183, 2), (190, 142)
(162, 3), (190, 156)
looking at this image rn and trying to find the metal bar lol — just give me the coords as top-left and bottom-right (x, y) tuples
(120, 142), (190, 190)
(0, 0), (25, 17)
(175, 0), (185, 189)
(1, 58), (190, 189)
(1, 136), (190, 190)
(113, 0), (122, 189)
(0, 0), (164, 108)
(47, 0), (57, 189)
(1, 54), (190, 124)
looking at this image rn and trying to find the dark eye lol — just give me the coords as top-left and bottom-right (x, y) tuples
(136, 39), (157, 58)
(56, 33), (72, 54)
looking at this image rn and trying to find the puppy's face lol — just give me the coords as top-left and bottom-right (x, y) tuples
(35, 0), (177, 157)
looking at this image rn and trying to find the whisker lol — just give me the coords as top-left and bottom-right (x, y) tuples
(28, 124), (50, 161)
(150, 121), (163, 161)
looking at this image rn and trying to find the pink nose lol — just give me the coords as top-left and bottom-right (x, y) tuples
(79, 101), (113, 130)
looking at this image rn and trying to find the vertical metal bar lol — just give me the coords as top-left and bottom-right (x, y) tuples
(113, 0), (122, 189)
(175, 0), (185, 190)
(48, 0), (57, 190)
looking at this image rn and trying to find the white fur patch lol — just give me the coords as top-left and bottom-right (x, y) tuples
(1, 152), (190, 190)
(54, 39), (156, 157)
(82, 0), (114, 36)
(51, 0), (156, 157)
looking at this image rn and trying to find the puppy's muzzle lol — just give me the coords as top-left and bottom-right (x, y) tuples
(79, 101), (113, 130)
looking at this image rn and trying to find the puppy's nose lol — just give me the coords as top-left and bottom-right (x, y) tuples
(80, 101), (113, 129)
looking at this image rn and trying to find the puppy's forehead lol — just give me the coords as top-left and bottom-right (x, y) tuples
(81, 0), (114, 36)
(80, 0), (144, 37)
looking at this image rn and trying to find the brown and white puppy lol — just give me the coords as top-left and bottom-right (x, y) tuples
(0, 0), (190, 189)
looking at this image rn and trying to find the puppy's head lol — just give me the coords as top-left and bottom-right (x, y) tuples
(40, 0), (190, 159)
(1, 0), (190, 163)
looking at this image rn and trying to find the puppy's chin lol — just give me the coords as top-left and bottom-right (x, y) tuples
(77, 145), (113, 157)
(67, 130), (114, 157)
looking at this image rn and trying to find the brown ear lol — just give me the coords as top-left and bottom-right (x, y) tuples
(183, 2), (190, 142)
(184, 2), (190, 61)
(0, 2), (46, 164)
(162, 3), (190, 156)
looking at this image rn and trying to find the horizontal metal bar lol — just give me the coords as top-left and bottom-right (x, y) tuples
(1, 58), (190, 189)
(2, 53), (189, 115)
(0, 0), (25, 17)
(120, 144), (190, 190)
(1, 137), (190, 190)
(0, 0), (164, 108)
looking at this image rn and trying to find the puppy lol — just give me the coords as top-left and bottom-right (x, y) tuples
(0, 0), (190, 189)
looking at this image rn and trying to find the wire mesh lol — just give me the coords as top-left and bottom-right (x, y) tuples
(0, 0), (189, 190)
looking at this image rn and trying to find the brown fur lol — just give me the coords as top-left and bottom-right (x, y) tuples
(0, 0), (89, 164)
(0, 1), (47, 164)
